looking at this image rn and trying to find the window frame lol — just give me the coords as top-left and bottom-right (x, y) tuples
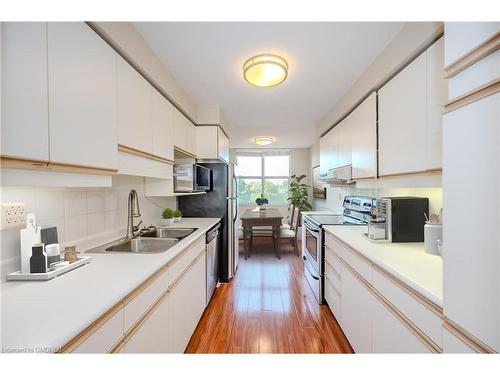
(236, 152), (291, 204)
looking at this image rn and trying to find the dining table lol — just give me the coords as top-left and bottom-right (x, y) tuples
(240, 207), (283, 260)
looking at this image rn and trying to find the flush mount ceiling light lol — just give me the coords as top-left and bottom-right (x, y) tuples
(252, 136), (275, 146)
(243, 54), (288, 87)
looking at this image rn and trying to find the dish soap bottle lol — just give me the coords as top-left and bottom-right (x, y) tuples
(30, 244), (47, 273)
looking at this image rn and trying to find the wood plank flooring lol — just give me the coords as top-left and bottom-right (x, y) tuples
(185, 237), (353, 354)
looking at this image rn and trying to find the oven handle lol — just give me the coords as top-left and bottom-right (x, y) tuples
(303, 256), (320, 280)
(304, 220), (320, 233)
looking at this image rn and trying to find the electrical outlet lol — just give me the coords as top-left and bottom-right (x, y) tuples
(1, 202), (26, 230)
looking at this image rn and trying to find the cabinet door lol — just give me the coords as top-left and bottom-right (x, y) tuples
(443, 93), (500, 351)
(340, 266), (375, 353)
(1, 22), (49, 161)
(117, 56), (152, 153)
(186, 122), (197, 156)
(444, 22), (500, 67)
(124, 292), (170, 353)
(378, 52), (427, 176)
(168, 252), (205, 353)
(196, 126), (218, 159)
(351, 92), (377, 179)
(217, 128), (229, 162)
(319, 134), (330, 175)
(426, 37), (447, 170)
(371, 296), (431, 353)
(151, 88), (174, 161)
(173, 110), (187, 152)
(48, 22), (117, 170)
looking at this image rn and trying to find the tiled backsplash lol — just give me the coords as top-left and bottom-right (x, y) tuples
(314, 186), (443, 215)
(0, 175), (176, 274)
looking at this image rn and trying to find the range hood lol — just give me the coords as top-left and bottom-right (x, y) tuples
(319, 165), (356, 185)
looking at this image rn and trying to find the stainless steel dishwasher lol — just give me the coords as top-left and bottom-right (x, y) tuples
(205, 223), (220, 305)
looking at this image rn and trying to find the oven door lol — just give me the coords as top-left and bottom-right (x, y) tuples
(303, 219), (323, 303)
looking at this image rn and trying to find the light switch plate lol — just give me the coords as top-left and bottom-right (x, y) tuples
(1, 202), (26, 230)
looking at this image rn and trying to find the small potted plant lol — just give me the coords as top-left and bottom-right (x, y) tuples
(173, 209), (182, 223)
(255, 194), (269, 211)
(160, 208), (174, 226)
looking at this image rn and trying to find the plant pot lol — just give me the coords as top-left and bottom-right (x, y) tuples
(160, 218), (174, 226)
(173, 216), (182, 223)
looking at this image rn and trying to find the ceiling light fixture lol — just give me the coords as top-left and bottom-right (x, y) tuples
(252, 136), (275, 146)
(243, 54), (288, 87)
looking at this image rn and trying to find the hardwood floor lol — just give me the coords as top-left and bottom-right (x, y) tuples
(185, 237), (353, 354)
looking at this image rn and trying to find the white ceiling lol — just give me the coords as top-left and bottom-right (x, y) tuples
(134, 22), (404, 148)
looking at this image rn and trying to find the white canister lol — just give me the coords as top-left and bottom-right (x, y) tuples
(424, 223), (442, 256)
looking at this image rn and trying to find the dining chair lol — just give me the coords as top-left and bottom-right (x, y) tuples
(280, 205), (300, 256)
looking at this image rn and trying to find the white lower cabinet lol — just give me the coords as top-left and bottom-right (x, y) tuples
(443, 327), (477, 353)
(124, 293), (170, 353)
(72, 308), (124, 353)
(325, 231), (443, 353)
(64, 235), (209, 353)
(371, 297), (431, 353)
(168, 252), (206, 353)
(340, 265), (375, 353)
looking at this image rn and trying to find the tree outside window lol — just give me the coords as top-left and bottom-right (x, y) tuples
(236, 154), (290, 204)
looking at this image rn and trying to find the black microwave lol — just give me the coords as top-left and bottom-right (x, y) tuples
(174, 164), (212, 192)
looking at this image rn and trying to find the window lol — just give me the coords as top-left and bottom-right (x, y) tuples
(236, 153), (290, 204)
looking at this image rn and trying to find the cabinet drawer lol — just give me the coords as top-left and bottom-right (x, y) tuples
(123, 266), (170, 332)
(372, 293), (432, 353)
(324, 256), (341, 294)
(168, 236), (205, 286)
(340, 246), (373, 283)
(72, 308), (124, 353)
(372, 269), (443, 349)
(324, 274), (342, 319)
(324, 232), (342, 258)
(443, 326), (477, 353)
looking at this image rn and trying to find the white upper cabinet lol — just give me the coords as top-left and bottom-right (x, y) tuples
(195, 126), (229, 162)
(117, 56), (153, 154)
(217, 127), (229, 162)
(151, 89), (174, 161)
(378, 52), (428, 176)
(351, 92), (377, 179)
(379, 37), (446, 176)
(426, 37), (447, 170)
(444, 22), (500, 67)
(47, 23), (117, 170)
(186, 121), (197, 156)
(1, 22), (49, 161)
(173, 110), (188, 152)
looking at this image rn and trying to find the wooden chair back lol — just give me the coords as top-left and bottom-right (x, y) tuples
(286, 204), (295, 226)
(291, 206), (300, 233)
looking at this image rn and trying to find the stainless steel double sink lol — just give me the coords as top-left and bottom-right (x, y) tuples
(86, 228), (198, 254)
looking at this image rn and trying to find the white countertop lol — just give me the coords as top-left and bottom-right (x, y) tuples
(1, 218), (220, 352)
(323, 225), (443, 307)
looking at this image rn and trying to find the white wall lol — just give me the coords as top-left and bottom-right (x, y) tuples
(0, 175), (176, 275)
(89, 22), (197, 122)
(317, 22), (443, 136)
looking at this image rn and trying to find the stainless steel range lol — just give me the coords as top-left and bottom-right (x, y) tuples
(302, 196), (374, 304)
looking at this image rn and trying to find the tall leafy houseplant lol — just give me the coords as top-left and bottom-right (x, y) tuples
(287, 174), (312, 213)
